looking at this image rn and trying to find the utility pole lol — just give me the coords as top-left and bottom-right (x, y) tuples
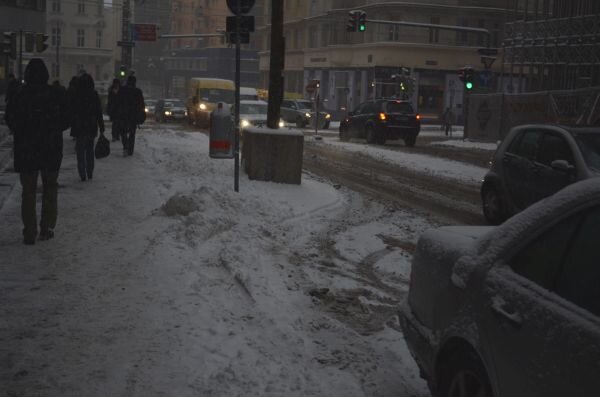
(266, 0), (284, 129)
(234, 3), (241, 192)
(122, 0), (132, 69)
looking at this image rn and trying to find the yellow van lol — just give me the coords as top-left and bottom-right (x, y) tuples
(187, 78), (235, 127)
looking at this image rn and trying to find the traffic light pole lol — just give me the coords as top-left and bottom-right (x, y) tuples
(234, 6), (241, 193)
(18, 30), (22, 80)
(365, 18), (491, 47)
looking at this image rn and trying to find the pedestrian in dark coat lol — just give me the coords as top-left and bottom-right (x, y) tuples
(70, 73), (105, 181)
(115, 75), (145, 156)
(106, 78), (121, 142)
(4, 59), (69, 245)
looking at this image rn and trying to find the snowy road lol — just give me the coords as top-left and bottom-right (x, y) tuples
(1, 125), (434, 396)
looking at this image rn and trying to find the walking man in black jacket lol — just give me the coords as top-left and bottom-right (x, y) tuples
(116, 75), (145, 156)
(4, 59), (70, 245)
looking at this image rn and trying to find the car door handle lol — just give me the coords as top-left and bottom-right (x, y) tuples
(491, 296), (522, 327)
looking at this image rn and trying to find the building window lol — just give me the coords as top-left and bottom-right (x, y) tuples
(51, 63), (60, 79)
(51, 0), (61, 13)
(96, 30), (102, 48)
(321, 24), (329, 47)
(77, 29), (85, 47)
(457, 18), (468, 45)
(51, 27), (61, 47)
(388, 26), (400, 41)
(429, 17), (440, 43)
(78, 0), (85, 14)
(477, 19), (486, 46)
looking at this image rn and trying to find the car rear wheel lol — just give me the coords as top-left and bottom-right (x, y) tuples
(296, 117), (307, 129)
(482, 185), (505, 225)
(366, 125), (376, 144)
(339, 127), (350, 142)
(404, 136), (416, 147)
(439, 350), (493, 397)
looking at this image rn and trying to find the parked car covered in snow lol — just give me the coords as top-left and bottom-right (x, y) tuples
(401, 178), (600, 397)
(481, 124), (600, 224)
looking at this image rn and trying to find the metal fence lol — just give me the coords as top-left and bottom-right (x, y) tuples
(465, 86), (600, 142)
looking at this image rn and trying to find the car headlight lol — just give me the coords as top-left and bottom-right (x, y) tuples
(145, 107), (149, 113)
(325, 113), (331, 119)
(278, 120), (285, 128)
(305, 112), (311, 118)
(165, 111), (172, 116)
(241, 119), (250, 128)
(199, 103), (207, 110)
(184, 111), (188, 116)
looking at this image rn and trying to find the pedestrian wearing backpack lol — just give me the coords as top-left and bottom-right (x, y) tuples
(115, 75), (145, 156)
(70, 73), (105, 181)
(106, 78), (121, 142)
(4, 59), (70, 245)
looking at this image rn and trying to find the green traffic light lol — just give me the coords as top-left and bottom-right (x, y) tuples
(359, 25), (366, 31)
(466, 82), (473, 90)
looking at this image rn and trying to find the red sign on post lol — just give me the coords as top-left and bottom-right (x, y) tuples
(132, 24), (157, 42)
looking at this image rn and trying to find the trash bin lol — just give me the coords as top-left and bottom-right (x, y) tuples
(209, 102), (234, 159)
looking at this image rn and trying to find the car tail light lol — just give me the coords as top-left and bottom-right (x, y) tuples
(379, 112), (387, 121)
(415, 114), (421, 120)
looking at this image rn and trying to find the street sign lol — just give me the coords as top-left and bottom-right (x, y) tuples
(117, 40), (136, 47)
(478, 48), (498, 56)
(226, 16), (255, 33)
(305, 79), (320, 94)
(479, 70), (492, 87)
(132, 24), (157, 42)
(226, 0), (255, 15)
(226, 32), (250, 44)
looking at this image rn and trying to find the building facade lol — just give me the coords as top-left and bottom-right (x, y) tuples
(163, 0), (260, 99)
(0, 0), (46, 83)
(44, 0), (119, 90)
(503, 0), (600, 93)
(255, 0), (508, 119)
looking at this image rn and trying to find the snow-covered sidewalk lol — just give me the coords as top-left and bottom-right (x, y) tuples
(1, 128), (430, 396)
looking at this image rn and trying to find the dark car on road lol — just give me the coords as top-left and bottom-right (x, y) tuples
(339, 99), (421, 146)
(155, 99), (187, 123)
(481, 124), (600, 224)
(401, 178), (600, 397)
(280, 99), (331, 129)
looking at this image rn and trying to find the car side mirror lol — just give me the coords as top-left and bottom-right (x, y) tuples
(551, 159), (575, 173)
(450, 255), (475, 290)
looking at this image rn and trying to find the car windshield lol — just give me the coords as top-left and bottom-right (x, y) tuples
(165, 100), (184, 108)
(146, 100), (157, 106)
(296, 101), (313, 110)
(575, 134), (600, 171)
(199, 88), (234, 104)
(384, 101), (414, 113)
(240, 103), (267, 115)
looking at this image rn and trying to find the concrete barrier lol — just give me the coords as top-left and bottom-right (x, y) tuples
(242, 127), (303, 185)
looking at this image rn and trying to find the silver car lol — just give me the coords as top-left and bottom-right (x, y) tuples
(481, 124), (600, 224)
(401, 178), (600, 397)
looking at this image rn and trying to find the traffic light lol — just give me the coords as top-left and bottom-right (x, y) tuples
(2, 31), (17, 59)
(119, 65), (127, 78)
(357, 11), (367, 32)
(25, 32), (34, 52)
(35, 33), (49, 53)
(459, 66), (475, 90)
(346, 11), (358, 32)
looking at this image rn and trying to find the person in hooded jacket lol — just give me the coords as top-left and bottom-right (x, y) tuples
(4, 59), (70, 245)
(106, 78), (121, 142)
(70, 73), (105, 181)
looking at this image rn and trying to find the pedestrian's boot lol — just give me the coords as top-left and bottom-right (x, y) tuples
(39, 229), (54, 241)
